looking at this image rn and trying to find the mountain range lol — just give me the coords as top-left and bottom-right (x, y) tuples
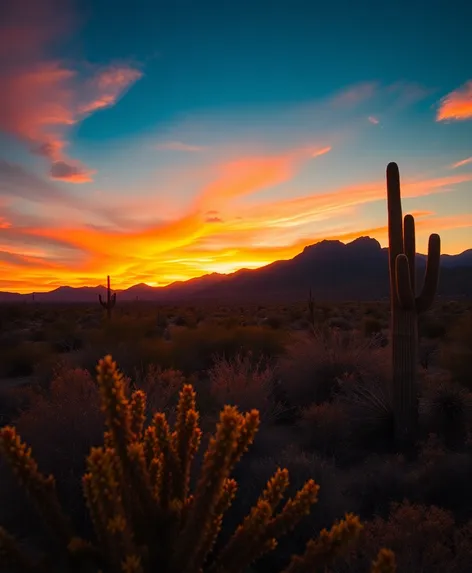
(1, 237), (471, 303)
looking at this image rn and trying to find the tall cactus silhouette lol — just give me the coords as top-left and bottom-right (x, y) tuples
(386, 162), (441, 448)
(99, 275), (116, 319)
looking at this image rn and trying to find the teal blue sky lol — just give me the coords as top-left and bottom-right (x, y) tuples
(0, 0), (471, 291)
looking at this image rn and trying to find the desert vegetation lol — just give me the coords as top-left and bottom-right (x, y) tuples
(0, 292), (471, 572)
(0, 164), (471, 572)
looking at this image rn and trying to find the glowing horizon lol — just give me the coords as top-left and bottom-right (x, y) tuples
(0, 0), (471, 294)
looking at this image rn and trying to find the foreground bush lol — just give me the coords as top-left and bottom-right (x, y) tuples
(343, 501), (472, 573)
(0, 356), (394, 573)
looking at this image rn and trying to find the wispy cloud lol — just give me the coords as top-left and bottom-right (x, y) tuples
(78, 66), (143, 114)
(0, 1), (143, 182)
(368, 115), (380, 125)
(451, 156), (472, 169)
(330, 82), (377, 107)
(155, 141), (208, 152)
(0, 159), (150, 229)
(437, 80), (472, 122)
(385, 81), (433, 108)
(311, 146), (332, 158)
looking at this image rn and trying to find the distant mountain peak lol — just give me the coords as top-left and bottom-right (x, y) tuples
(301, 239), (343, 256)
(127, 282), (156, 290)
(301, 236), (381, 258)
(347, 236), (382, 249)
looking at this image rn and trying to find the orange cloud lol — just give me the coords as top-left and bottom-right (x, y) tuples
(437, 81), (472, 122)
(191, 145), (331, 213)
(0, 2), (143, 183)
(195, 154), (297, 210)
(451, 156), (472, 169)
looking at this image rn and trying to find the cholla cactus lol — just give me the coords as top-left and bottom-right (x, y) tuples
(386, 163), (441, 449)
(0, 356), (395, 573)
(99, 275), (116, 320)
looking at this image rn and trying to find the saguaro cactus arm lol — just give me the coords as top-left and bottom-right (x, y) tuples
(416, 233), (441, 312)
(386, 162), (404, 293)
(403, 214), (416, 294)
(395, 255), (415, 310)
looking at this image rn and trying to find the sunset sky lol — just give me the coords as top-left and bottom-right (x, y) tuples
(0, 0), (471, 293)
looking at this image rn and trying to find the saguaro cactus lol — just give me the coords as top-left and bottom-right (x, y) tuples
(386, 162), (441, 449)
(99, 275), (116, 319)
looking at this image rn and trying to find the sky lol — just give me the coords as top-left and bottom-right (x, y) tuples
(0, 0), (471, 293)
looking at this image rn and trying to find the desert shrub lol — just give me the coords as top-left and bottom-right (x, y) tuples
(43, 319), (84, 353)
(133, 363), (185, 422)
(219, 315), (242, 329)
(278, 329), (388, 411)
(343, 456), (412, 520)
(342, 501), (472, 573)
(344, 433), (472, 526)
(413, 437), (472, 521)
(169, 324), (286, 374)
(335, 370), (394, 454)
(174, 312), (198, 328)
(439, 311), (472, 389)
(99, 313), (164, 343)
(418, 340), (439, 370)
(327, 317), (353, 331)
(420, 374), (472, 448)
(0, 341), (54, 378)
(208, 352), (283, 424)
(13, 366), (104, 529)
(298, 401), (350, 458)
(264, 313), (285, 329)
(0, 385), (34, 427)
(364, 305), (385, 320)
(77, 323), (286, 379)
(362, 317), (383, 337)
(418, 314), (447, 339)
(288, 307), (303, 322)
(75, 336), (172, 377)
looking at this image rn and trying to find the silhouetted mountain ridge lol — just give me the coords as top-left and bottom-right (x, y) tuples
(1, 237), (470, 303)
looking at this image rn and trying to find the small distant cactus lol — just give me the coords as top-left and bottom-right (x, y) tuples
(386, 162), (441, 449)
(0, 356), (395, 573)
(99, 275), (116, 320)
